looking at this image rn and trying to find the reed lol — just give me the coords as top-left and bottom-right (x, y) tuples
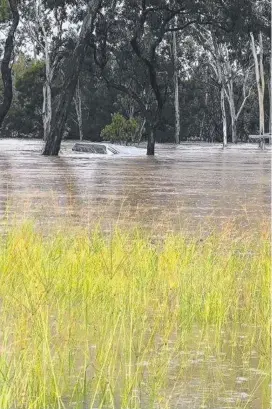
(0, 222), (269, 408)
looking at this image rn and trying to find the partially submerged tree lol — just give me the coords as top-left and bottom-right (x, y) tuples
(0, 0), (19, 128)
(21, 0), (70, 141)
(249, 0), (270, 147)
(42, 0), (103, 155)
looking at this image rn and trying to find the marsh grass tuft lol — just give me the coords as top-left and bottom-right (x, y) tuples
(0, 223), (270, 408)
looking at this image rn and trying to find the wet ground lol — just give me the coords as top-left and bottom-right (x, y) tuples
(0, 138), (270, 233)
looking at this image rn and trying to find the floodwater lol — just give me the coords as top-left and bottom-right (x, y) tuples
(0, 138), (270, 233)
(0, 138), (270, 408)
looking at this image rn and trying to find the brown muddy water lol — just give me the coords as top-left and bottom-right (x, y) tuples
(0, 138), (270, 233)
(0, 138), (270, 409)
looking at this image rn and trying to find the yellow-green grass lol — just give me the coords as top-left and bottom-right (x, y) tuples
(0, 223), (270, 409)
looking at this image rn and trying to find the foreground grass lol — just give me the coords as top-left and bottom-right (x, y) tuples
(0, 223), (270, 409)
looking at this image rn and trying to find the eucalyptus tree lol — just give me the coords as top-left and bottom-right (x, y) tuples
(172, 16), (180, 144)
(42, 0), (103, 155)
(249, 0), (271, 146)
(93, 0), (261, 155)
(0, 0), (19, 128)
(222, 49), (253, 144)
(20, 0), (69, 141)
(194, 27), (254, 145)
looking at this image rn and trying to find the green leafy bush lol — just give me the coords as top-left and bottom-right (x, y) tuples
(101, 113), (139, 144)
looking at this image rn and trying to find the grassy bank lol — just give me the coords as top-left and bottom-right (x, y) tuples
(0, 223), (270, 408)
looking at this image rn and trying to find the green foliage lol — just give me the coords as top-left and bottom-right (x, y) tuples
(101, 113), (139, 144)
(1, 58), (44, 137)
(0, 0), (9, 22)
(15, 60), (45, 91)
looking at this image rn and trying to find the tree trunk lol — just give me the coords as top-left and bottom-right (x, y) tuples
(172, 29), (180, 144)
(226, 80), (237, 144)
(136, 118), (146, 144)
(0, 0), (19, 128)
(38, 1), (52, 142)
(221, 87), (227, 148)
(146, 122), (155, 155)
(42, 0), (101, 156)
(43, 46), (52, 141)
(74, 80), (83, 141)
(42, 49), (85, 155)
(259, 33), (265, 138)
(268, 23), (272, 145)
(250, 32), (265, 149)
(42, 82), (52, 141)
(231, 117), (237, 144)
(225, 72), (251, 144)
(228, 95), (237, 143)
(212, 41), (227, 148)
(269, 77), (271, 141)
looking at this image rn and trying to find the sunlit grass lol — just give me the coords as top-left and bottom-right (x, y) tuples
(0, 222), (270, 408)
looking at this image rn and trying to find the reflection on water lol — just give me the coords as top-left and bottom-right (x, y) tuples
(0, 139), (270, 232)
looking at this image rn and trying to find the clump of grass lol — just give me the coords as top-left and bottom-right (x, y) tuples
(0, 223), (269, 408)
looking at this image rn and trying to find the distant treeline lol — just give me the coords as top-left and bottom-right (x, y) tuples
(0, 0), (270, 154)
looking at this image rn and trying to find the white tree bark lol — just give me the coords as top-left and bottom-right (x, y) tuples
(74, 80), (83, 141)
(223, 54), (252, 144)
(137, 118), (146, 144)
(250, 32), (265, 148)
(36, 0), (52, 141)
(212, 42), (228, 147)
(42, 83), (52, 141)
(172, 26), (180, 144)
(200, 67), (208, 141)
(221, 86), (227, 147)
(42, 0), (103, 156)
(194, 27), (252, 145)
(23, 0), (64, 141)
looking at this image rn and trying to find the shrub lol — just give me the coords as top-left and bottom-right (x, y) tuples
(101, 113), (139, 144)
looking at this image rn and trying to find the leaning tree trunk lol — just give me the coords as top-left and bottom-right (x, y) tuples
(74, 80), (84, 141)
(42, 0), (101, 156)
(42, 47), (86, 155)
(0, 0), (19, 128)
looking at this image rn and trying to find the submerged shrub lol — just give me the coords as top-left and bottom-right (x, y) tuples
(101, 113), (139, 145)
